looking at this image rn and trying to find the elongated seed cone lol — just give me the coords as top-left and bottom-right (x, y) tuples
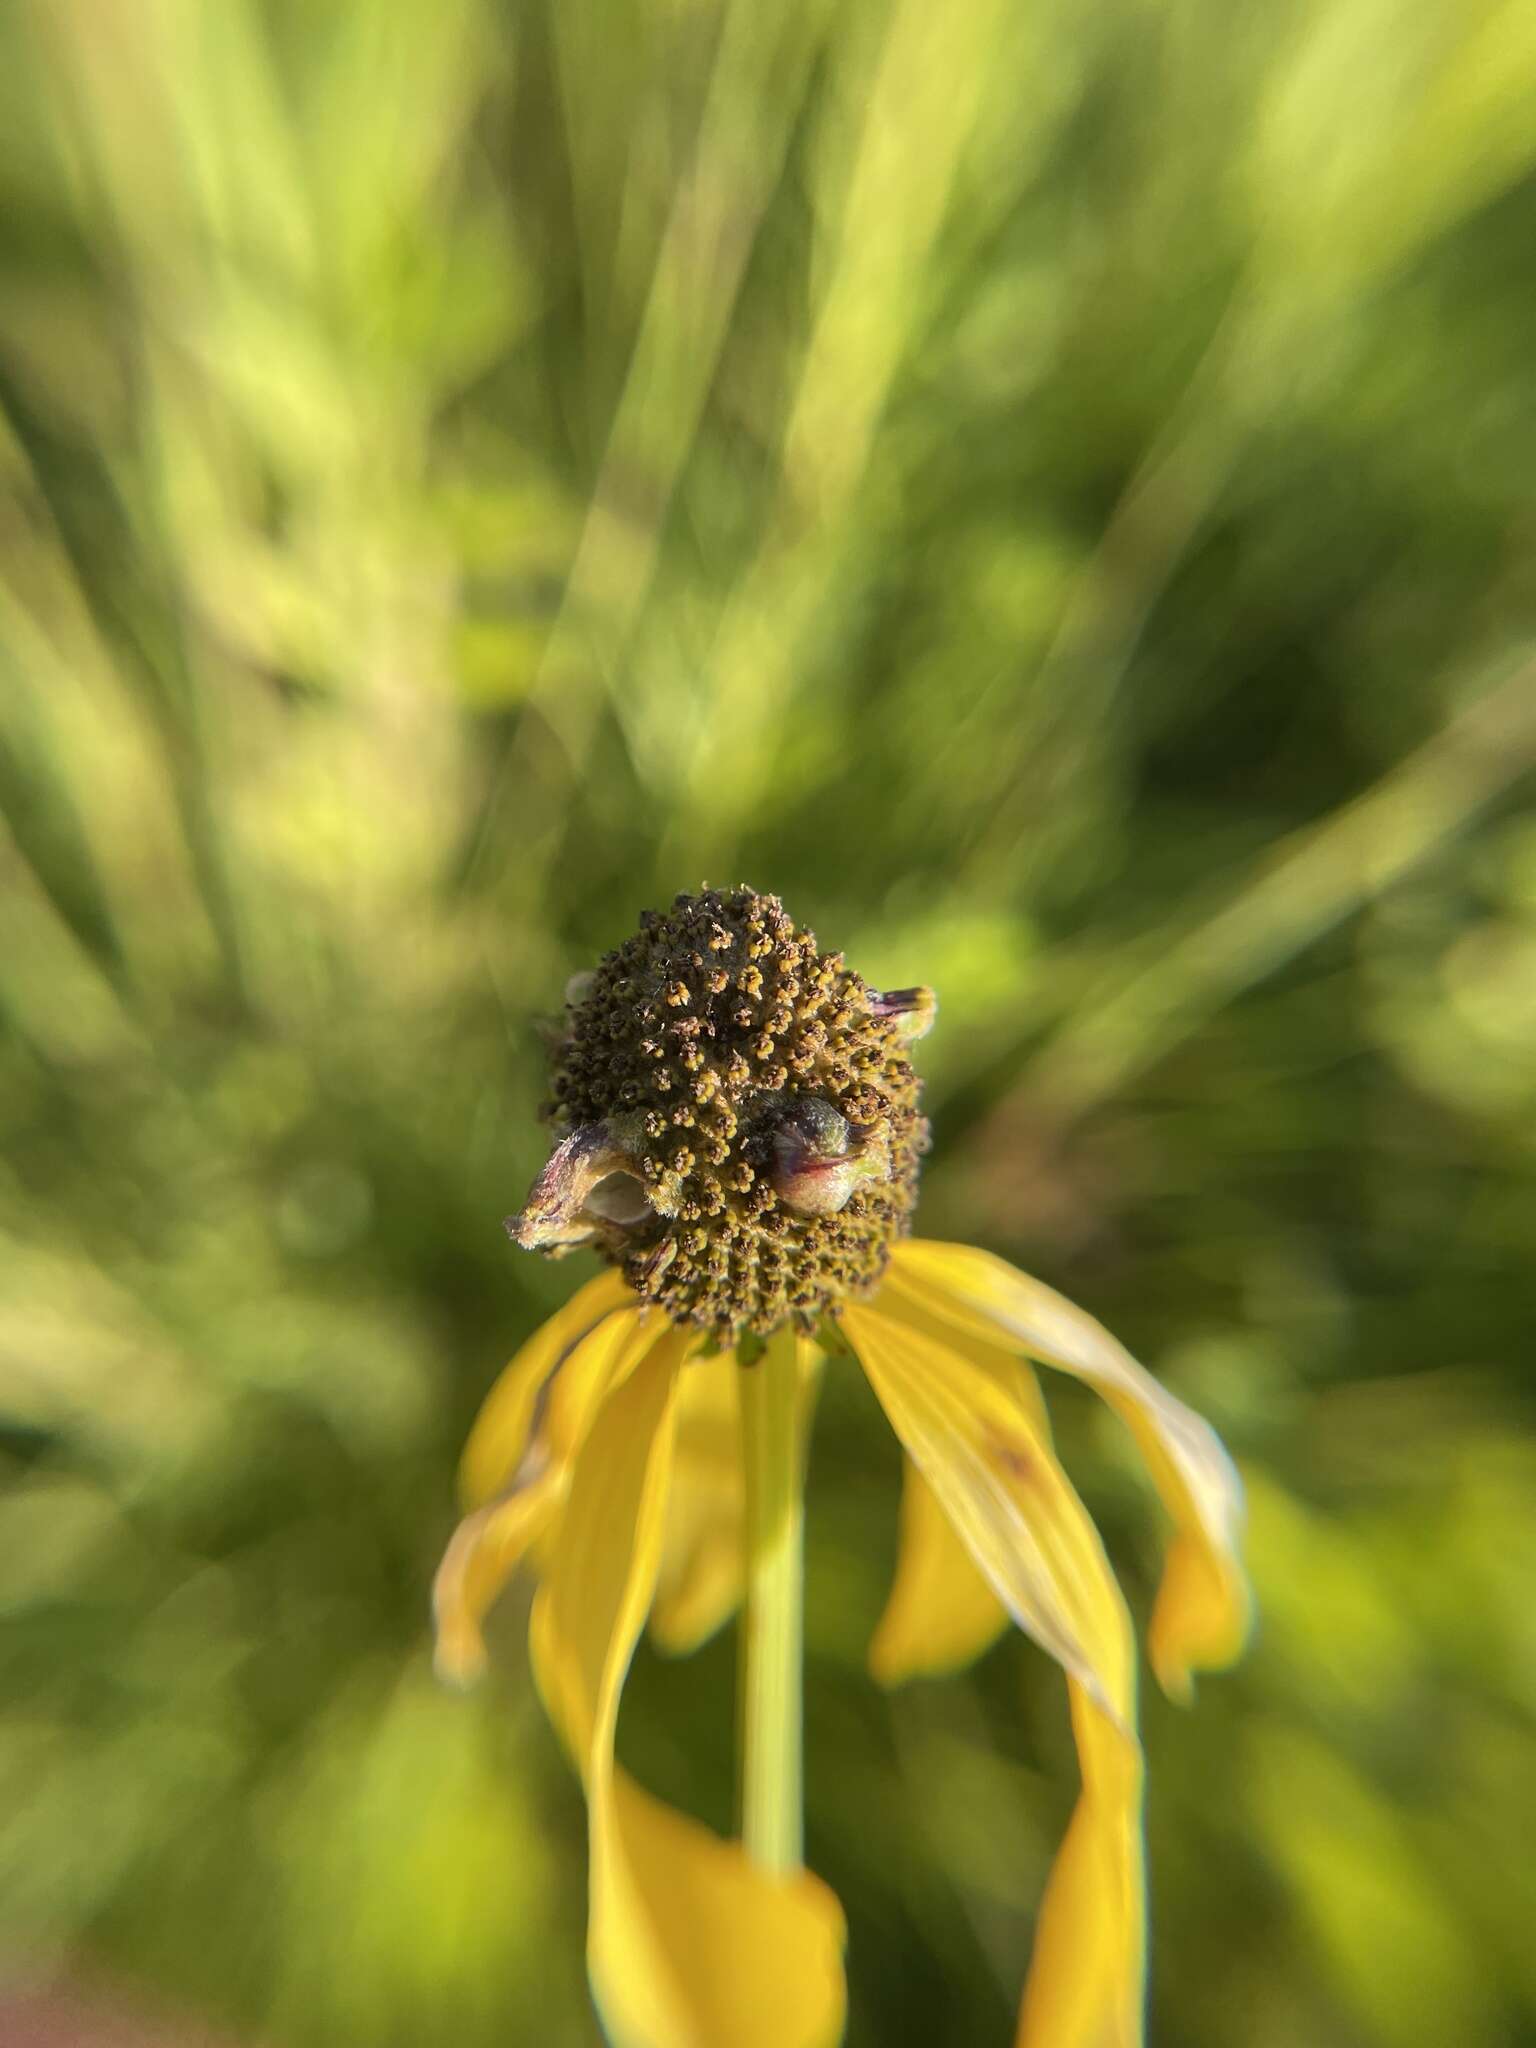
(510, 888), (931, 1343)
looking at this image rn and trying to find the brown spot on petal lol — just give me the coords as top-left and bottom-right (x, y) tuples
(987, 1430), (1035, 1484)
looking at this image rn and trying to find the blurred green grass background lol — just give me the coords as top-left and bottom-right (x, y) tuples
(1, 0), (1534, 2042)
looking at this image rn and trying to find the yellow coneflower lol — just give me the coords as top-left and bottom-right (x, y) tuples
(433, 887), (1249, 2048)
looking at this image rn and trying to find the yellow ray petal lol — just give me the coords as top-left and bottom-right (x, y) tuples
(1015, 1681), (1145, 2048)
(870, 1456), (1010, 1684)
(842, 1298), (1144, 2047)
(531, 1331), (846, 2048)
(432, 1301), (653, 1685)
(650, 1346), (746, 1655)
(886, 1241), (1251, 1700)
(460, 1266), (637, 1506)
(870, 1287), (1056, 1684)
(841, 1301), (1133, 1721)
(432, 1479), (559, 1688)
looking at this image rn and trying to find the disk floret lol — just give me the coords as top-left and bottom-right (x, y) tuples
(507, 888), (933, 1342)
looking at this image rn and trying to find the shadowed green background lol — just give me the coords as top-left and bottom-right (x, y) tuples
(1, 1), (1534, 2043)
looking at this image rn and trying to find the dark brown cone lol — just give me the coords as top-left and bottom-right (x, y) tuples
(516, 887), (931, 1344)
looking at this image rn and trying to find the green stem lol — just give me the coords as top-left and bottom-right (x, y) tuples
(738, 1327), (806, 1875)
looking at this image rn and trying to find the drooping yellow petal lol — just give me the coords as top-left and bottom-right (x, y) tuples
(432, 1299), (653, 1685)
(593, 1771), (847, 2048)
(869, 1289), (1054, 1684)
(1015, 1680), (1145, 2048)
(530, 1331), (846, 2048)
(886, 1240), (1251, 1700)
(842, 1299), (1144, 2048)
(841, 1301), (1132, 1721)
(460, 1266), (637, 1506)
(433, 1479), (559, 1688)
(650, 1346), (745, 1655)
(870, 1457), (1010, 1684)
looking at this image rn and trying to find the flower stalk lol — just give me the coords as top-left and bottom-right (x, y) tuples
(738, 1327), (807, 1875)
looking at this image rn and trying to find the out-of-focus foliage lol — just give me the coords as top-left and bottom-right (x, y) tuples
(0, 0), (1533, 2042)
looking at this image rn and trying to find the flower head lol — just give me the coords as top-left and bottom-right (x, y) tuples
(510, 886), (929, 1342)
(434, 890), (1250, 2048)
